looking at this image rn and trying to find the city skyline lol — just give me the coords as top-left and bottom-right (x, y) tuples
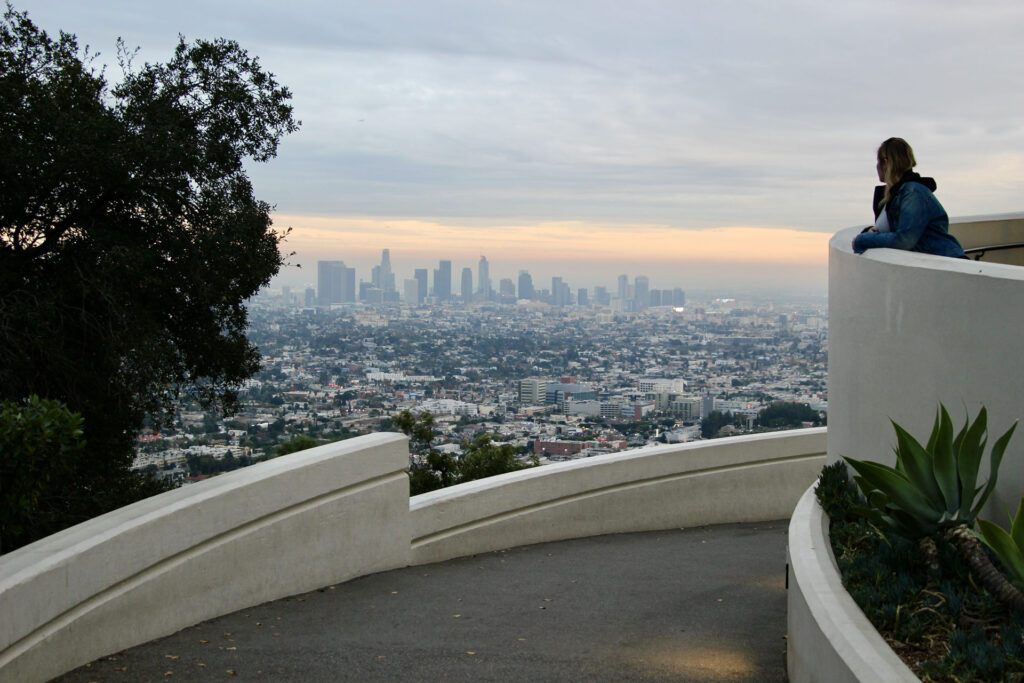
(294, 244), (826, 299)
(18, 0), (1024, 298)
(315, 251), (697, 306)
(275, 217), (832, 295)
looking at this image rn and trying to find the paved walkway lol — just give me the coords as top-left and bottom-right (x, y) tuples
(56, 522), (789, 682)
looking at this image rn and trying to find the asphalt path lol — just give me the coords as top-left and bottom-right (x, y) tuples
(55, 521), (790, 682)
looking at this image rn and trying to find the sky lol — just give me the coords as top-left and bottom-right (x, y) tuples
(14, 0), (1024, 296)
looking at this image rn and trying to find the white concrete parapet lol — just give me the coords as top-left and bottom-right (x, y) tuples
(0, 429), (825, 682)
(410, 429), (827, 565)
(0, 433), (411, 683)
(787, 485), (918, 682)
(828, 218), (1024, 518)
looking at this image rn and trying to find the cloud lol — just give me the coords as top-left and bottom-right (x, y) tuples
(19, 0), (1024, 268)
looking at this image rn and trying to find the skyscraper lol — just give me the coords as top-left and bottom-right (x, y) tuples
(372, 248), (396, 293)
(634, 275), (649, 310)
(518, 270), (534, 300)
(403, 278), (419, 305)
(551, 276), (571, 307)
(477, 255), (491, 300)
(617, 274), (629, 302)
(461, 267), (473, 302)
(317, 260), (356, 305)
(414, 268), (428, 304)
(434, 260), (452, 301)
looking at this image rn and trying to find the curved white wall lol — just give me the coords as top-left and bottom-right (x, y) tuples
(787, 486), (918, 683)
(0, 429), (825, 682)
(828, 219), (1024, 517)
(0, 433), (412, 683)
(954, 211), (1024, 266)
(411, 429), (826, 564)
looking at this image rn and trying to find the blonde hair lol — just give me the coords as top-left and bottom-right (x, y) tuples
(878, 137), (916, 206)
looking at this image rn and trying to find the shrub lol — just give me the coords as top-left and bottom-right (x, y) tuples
(0, 396), (86, 552)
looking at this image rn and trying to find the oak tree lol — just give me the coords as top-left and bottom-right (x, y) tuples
(0, 4), (299, 538)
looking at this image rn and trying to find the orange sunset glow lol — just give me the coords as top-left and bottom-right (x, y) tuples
(276, 214), (832, 266)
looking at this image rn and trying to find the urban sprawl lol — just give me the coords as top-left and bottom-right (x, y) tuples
(133, 251), (828, 485)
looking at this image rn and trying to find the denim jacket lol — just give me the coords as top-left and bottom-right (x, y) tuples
(853, 178), (964, 257)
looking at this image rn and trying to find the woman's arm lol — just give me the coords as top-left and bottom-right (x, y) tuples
(853, 184), (934, 253)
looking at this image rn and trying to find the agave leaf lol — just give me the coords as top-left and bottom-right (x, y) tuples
(850, 500), (889, 530)
(931, 404), (959, 513)
(893, 446), (906, 476)
(1011, 496), (1024, 552)
(852, 474), (880, 502)
(952, 411), (968, 462)
(973, 420), (1019, 518)
(886, 507), (934, 538)
(891, 420), (943, 508)
(844, 456), (944, 524)
(865, 488), (888, 509)
(978, 518), (1024, 585)
(925, 405), (942, 454)
(956, 407), (988, 518)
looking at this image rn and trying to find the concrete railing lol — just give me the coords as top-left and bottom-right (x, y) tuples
(952, 211), (1024, 266)
(411, 429), (827, 564)
(0, 428), (825, 682)
(787, 485), (918, 683)
(789, 212), (1024, 682)
(828, 215), (1024, 517)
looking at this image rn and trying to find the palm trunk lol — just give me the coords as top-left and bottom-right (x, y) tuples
(946, 524), (1024, 612)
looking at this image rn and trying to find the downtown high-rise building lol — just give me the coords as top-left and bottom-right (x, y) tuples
(634, 275), (649, 310)
(414, 269), (428, 304)
(371, 248), (396, 294)
(434, 260), (452, 301)
(477, 255), (491, 300)
(461, 267), (473, 302)
(403, 278), (420, 305)
(317, 260), (356, 305)
(517, 270), (534, 300)
(551, 276), (571, 307)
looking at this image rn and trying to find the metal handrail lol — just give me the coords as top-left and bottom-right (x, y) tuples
(963, 242), (1024, 261)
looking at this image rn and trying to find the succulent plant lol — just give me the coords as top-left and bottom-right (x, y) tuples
(978, 496), (1024, 586)
(844, 405), (1015, 538)
(844, 405), (1024, 611)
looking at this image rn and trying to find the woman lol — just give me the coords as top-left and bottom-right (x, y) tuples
(853, 138), (964, 257)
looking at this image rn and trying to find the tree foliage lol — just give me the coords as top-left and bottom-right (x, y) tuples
(398, 411), (538, 495)
(0, 5), (298, 543)
(393, 409), (436, 454)
(458, 433), (537, 482)
(758, 402), (823, 428)
(701, 410), (740, 439)
(0, 395), (162, 552)
(274, 435), (319, 457)
(0, 396), (84, 551)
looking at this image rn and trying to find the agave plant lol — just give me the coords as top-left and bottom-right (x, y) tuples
(844, 404), (1023, 611)
(978, 496), (1024, 586)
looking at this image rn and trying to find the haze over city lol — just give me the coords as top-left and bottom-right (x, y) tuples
(19, 0), (1024, 294)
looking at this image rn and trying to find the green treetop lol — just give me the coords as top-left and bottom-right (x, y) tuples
(0, 4), (298, 542)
